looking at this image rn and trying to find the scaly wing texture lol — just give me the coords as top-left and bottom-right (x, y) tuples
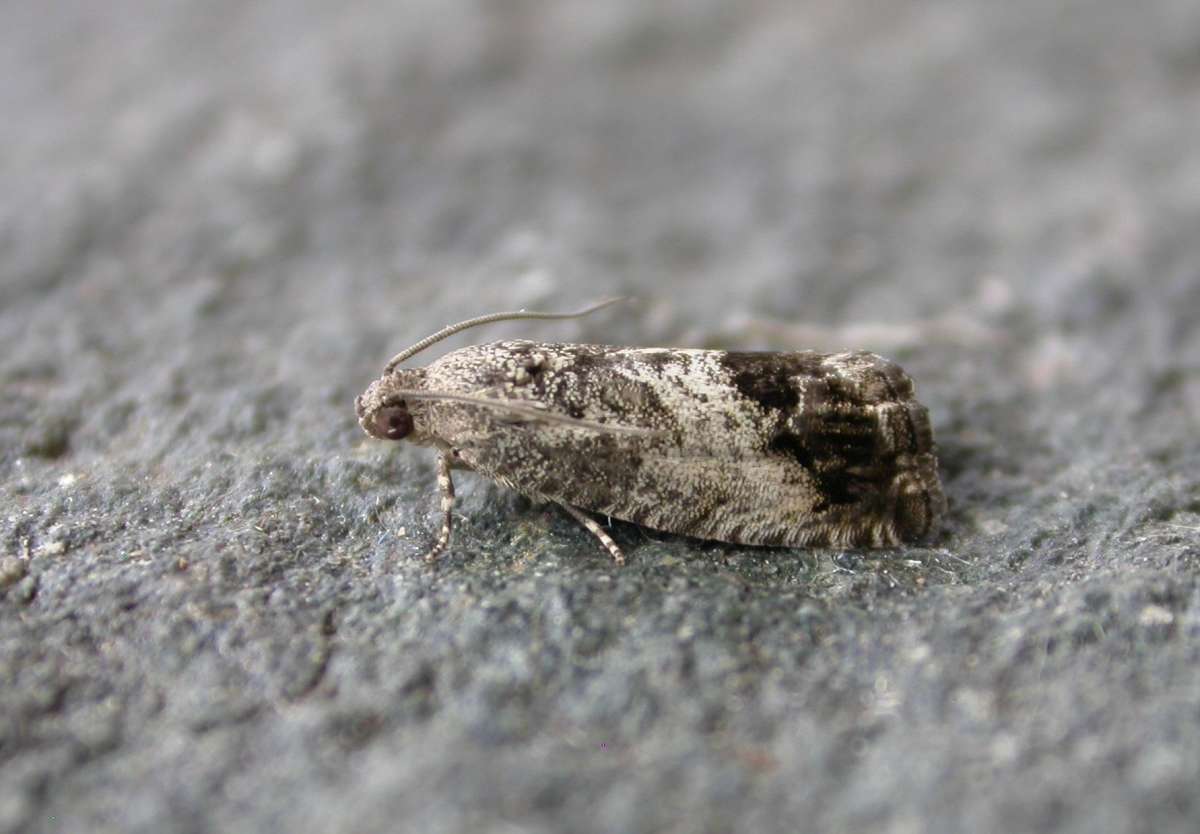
(425, 342), (944, 547)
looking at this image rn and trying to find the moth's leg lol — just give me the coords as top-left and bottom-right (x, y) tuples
(557, 502), (626, 566)
(421, 451), (456, 562)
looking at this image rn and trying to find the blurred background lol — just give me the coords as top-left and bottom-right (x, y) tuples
(2, 2), (1198, 832)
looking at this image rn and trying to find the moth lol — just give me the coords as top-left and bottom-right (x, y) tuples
(356, 300), (945, 564)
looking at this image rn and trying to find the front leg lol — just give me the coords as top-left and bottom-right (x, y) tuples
(421, 450), (456, 562)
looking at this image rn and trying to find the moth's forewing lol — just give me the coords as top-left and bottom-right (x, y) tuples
(422, 342), (943, 547)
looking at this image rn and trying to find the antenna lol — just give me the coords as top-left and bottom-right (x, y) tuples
(384, 298), (626, 373)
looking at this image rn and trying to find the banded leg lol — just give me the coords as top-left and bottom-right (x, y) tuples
(421, 451), (456, 562)
(557, 502), (626, 565)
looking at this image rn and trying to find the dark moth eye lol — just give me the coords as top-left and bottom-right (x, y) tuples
(372, 405), (413, 441)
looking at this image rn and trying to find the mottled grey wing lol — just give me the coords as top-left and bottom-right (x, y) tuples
(442, 343), (943, 547)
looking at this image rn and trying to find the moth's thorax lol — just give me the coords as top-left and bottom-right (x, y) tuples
(355, 367), (437, 446)
(424, 340), (570, 388)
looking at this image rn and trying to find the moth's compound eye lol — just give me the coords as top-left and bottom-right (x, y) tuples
(371, 405), (413, 441)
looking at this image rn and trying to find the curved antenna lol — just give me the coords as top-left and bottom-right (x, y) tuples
(384, 298), (626, 373)
(382, 388), (664, 437)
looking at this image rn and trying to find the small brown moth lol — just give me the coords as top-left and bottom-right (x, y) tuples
(356, 301), (945, 564)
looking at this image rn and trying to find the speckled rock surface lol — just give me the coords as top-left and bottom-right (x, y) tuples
(2, 2), (1199, 832)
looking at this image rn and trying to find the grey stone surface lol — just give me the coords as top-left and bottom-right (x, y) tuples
(2, 1), (1199, 832)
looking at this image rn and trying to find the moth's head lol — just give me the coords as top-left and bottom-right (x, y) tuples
(355, 369), (430, 444)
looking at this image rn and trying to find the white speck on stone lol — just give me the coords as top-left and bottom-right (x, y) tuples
(1138, 604), (1174, 628)
(989, 732), (1019, 765)
(35, 539), (67, 558)
(980, 518), (1008, 536)
(58, 473), (78, 488)
(904, 642), (932, 663)
(952, 686), (994, 722)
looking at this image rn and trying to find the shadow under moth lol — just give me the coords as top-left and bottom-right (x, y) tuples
(356, 300), (945, 564)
